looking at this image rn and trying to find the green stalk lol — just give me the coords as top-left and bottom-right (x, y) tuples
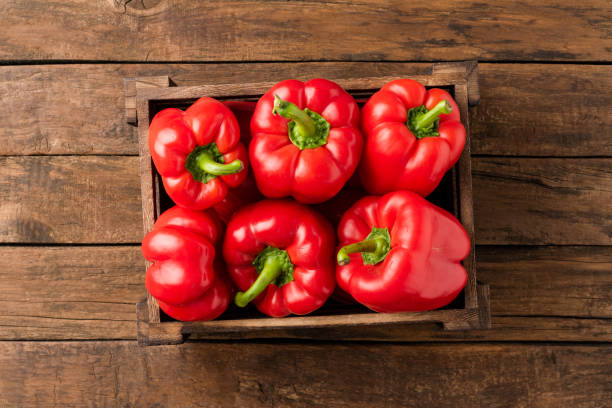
(337, 237), (389, 266)
(235, 256), (283, 308)
(195, 151), (243, 176)
(272, 95), (316, 139)
(413, 100), (452, 131)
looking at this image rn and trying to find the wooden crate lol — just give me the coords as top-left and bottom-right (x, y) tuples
(126, 61), (490, 346)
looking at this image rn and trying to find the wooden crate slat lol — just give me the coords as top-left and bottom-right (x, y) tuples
(136, 87), (162, 326)
(453, 81), (477, 309)
(135, 75), (468, 105)
(137, 301), (490, 343)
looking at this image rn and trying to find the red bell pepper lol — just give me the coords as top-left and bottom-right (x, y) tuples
(336, 190), (469, 312)
(142, 206), (231, 321)
(360, 79), (466, 196)
(210, 101), (263, 223)
(250, 79), (363, 204)
(149, 97), (248, 210)
(223, 200), (336, 317)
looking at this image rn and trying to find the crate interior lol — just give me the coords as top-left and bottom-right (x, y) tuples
(148, 87), (467, 323)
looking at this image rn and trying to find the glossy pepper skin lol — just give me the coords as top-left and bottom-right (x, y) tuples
(360, 79), (466, 196)
(250, 79), (363, 204)
(142, 206), (231, 321)
(149, 97), (248, 210)
(223, 200), (336, 317)
(336, 190), (469, 312)
(212, 102), (263, 223)
(313, 187), (366, 304)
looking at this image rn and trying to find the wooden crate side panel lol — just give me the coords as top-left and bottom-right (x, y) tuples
(453, 81), (477, 310)
(136, 88), (162, 325)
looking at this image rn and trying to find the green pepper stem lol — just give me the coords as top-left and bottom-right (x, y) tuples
(195, 151), (243, 176)
(337, 237), (388, 266)
(413, 100), (452, 130)
(235, 256), (283, 307)
(272, 94), (316, 139)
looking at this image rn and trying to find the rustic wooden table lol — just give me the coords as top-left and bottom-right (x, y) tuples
(1, 1), (610, 407)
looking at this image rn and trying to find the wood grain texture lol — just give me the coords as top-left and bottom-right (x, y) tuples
(0, 247), (144, 340)
(187, 316), (612, 342)
(0, 0), (608, 403)
(0, 64), (138, 155)
(1, 246), (609, 341)
(478, 246), (612, 318)
(472, 64), (612, 156)
(1, 63), (609, 156)
(473, 158), (612, 245)
(1, 156), (610, 244)
(0, 342), (609, 407)
(1, 0), (610, 62)
(0, 156), (141, 243)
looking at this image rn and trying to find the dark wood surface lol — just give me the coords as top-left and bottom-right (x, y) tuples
(0, 1), (610, 406)
(1, 0), (610, 62)
(1, 342), (610, 408)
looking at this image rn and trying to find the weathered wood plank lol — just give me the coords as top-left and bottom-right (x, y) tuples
(0, 247), (143, 340)
(0, 64), (138, 155)
(472, 64), (612, 156)
(2, 156), (609, 244)
(1, 63), (609, 156)
(0, 156), (141, 243)
(473, 158), (612, 245)
(477, 246), (612, 318)
(1, 1), (609, 62)
(0, 246), (609, 341)
(0, 342), (609, 407)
